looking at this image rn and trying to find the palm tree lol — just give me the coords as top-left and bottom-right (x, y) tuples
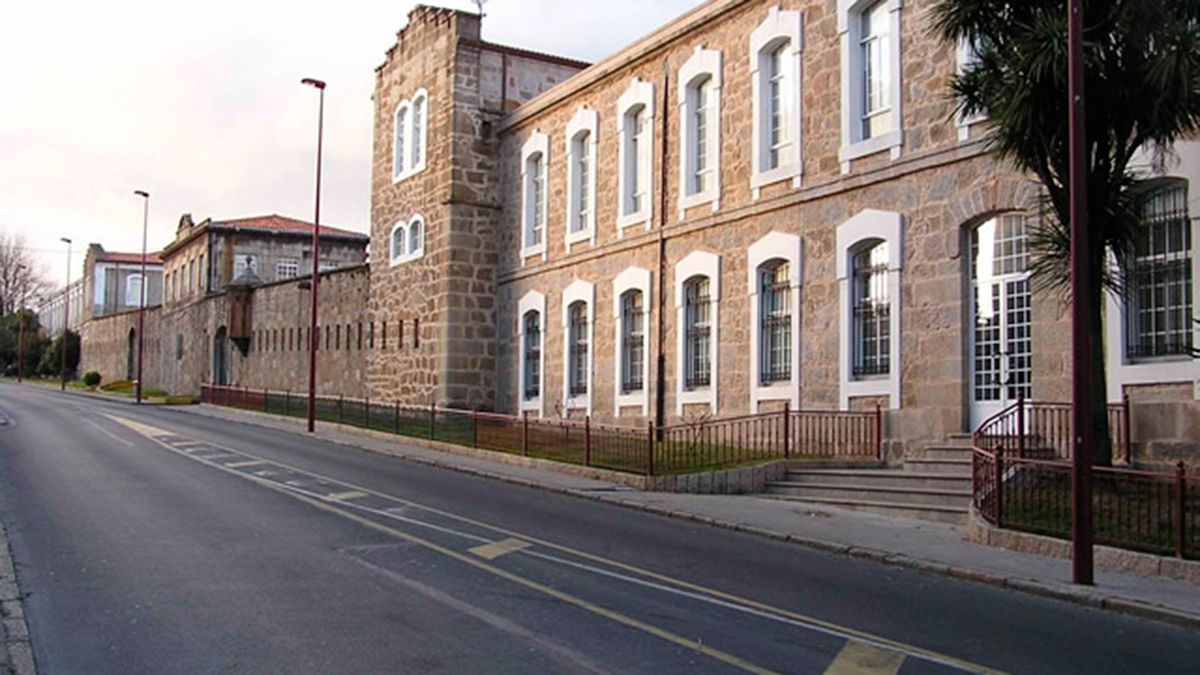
(932, 1), (1200, 465)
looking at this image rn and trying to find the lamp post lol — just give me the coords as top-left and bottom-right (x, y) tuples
(16, 264), (26, 383)
(1067, 0), (1094, 586)
(301, 77), (325, 433)
(60, 237), (72, 391)
(134, 190), (150, 404)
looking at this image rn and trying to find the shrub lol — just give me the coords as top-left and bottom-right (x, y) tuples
(82, 371), (102, 388)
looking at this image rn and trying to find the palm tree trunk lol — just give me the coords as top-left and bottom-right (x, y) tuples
(1086, 263), (1113, 467)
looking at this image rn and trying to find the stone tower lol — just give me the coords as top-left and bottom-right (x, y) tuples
(367, 5), (586, 409)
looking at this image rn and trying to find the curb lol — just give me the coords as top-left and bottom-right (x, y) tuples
(0, 517), (36, 675)
(136, 402), (1200, 631)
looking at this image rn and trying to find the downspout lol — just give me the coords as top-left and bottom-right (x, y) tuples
(654, 59), (670, 432)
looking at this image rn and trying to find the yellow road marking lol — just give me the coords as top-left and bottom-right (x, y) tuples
(824, 641), (906, 675)
(470, 538), (532, 560)
(106, 414), (1003, 675)
(325, 491), (368, 502)
(226, 460), (265, 469)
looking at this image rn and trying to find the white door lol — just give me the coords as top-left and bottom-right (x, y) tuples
(970, 216), (1033, 429)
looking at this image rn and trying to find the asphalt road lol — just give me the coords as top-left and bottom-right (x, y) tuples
(0, 384), (1197, 674)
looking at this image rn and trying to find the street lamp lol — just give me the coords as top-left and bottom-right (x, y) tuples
(60, 237), (72, 391)
(135, 190), (150, 404)
(301, 77), (325, 433)
(16, 264), (26, 383)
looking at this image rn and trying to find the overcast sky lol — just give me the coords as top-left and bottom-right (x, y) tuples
(1, 0), (700, 292)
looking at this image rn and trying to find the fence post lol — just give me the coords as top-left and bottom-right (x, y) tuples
(874, 404), (883, 463)
(429, 397), (436, 440)
(1176, 461), (1187, 559)
(646, 421), (655, 477)
(365, 394), (370, 429)
(782, 401), (791, 459)
(394, 400), (400, 435)
(285, 389), (290, 417)
(994, 450), (1005, 528)
(522, 411), (529, 457)
(1017, 395), (1026, 460)
(338, 394), (344, 425)
(584, 415), (592, 467)
(1123, 394), (1132, 465)
(471, 410), (478, 448)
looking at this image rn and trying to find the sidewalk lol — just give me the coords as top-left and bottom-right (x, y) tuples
(0, 513), (35, 675)
(168, 402), (1200, 630)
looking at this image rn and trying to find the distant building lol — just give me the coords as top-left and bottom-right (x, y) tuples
(84, 245), (164, 321)
(37, 278), (85, 336)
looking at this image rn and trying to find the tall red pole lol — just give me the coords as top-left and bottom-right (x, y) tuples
(17, 264), (26, 383)
(60, 238), (72, 391)
(1068, 0), (1094, 585)
(135, 190), (150, 404)
(302, 78), (326, 433)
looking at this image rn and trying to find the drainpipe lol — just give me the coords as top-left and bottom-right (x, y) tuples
(654, 59), (670, 432)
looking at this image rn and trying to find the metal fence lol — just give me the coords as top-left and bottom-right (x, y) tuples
(201, 385), (882, 476)
(972, 449), (1198, 560)
(973, 396), (1130, 463)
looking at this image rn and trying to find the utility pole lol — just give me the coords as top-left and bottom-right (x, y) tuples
(135, 190), (150, 404)
(59, 237), (72, 391)
(301, 77), (326, 433)
(1068, 0), (1094, 585)
(17, 264), (26, 383)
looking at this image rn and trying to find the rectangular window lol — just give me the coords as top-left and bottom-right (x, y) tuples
(1126, 181), (1194, 359)
(685, 278), (712, 389)
(277, 259), (299, 280)
(234, 254), (258, 279)
(523, 312), (541, 400)
(852, 243), (891, 377)
(573, 135), (590, 233)
(621, 292), (645, 393)
(760, 263), (792, 384)
(568, 303), (589, 396)
(692, 79), (712, 195)
(526, 154), (545, 247)
(413, 318), (420, 348)
(627, 111), (646, 215)
(767, 44), (791, 170)
(860, 1), (891, 141)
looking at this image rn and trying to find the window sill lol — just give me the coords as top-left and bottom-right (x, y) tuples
(956, 116), (986, 142)
(520, 397), (542, 415)
(615, 390), (647, 412)
(838, 130), (903, 172)
(679, 387), (712, 405)
(750, 165), (801, 199)
(521, 243), (546, 264)
(617, 211), (652, 235)
(678, 190), (719, 219)
(565, 228), (594, 249)
(392, 162), (428, 185)
(564, 394), (590, 411)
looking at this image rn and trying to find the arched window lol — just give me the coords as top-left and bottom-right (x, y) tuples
(759, 261), (791, 384)
(617, 78), (655, 233)
(567, 301), (589, 396)
(410, 92), (427, 170)
(620, 290), (645, 394)
(408, 216), (424, 259)
(393, 104), (409, 179)
(751, 8), (803, 193)
(1125, 179), (1193, 359)
(523, 311), (541, 400)
(125, 274), (144, 307)
(684, 276), (712, 390)
(852, 241), (890, 378)
(389, 221), (407, 265)
(677, 48), (722, 215)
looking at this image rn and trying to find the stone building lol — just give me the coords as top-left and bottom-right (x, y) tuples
(369, 1), (1199, 460)
(83, 245), (163, 321)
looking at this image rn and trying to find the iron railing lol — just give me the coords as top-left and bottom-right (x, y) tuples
(972, 395), (1131, 463)
(972, 448), (1198, 560)
(201, 385), (883, 477)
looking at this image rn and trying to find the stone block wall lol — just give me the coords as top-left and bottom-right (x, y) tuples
(79, 306), (165, 386)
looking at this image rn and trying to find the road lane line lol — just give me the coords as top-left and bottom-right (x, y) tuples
(81, 416), (135, 447)
(106, 414), (1004, 675)
(824, 641), (906, 675)
(469, 538), (532, 560)
(325, 491), (369, 502)
(226, 460), (265, 469)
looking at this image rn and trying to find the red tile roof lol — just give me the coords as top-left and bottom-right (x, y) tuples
(97, 251), (163, 265)
(213, 214), (367, 240)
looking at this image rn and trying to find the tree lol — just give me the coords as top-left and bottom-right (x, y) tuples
(933, 1), (1200, 465)
(0, 232), (52, 315)
(38, 330), (80, 380)
(0, 310), (49, 377)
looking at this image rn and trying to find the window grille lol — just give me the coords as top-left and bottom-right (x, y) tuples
(684, 278), (712, 389)
(568, 302), (589, 396)
(523, 312), (541, 400)
(760, 263), (792, 384)
(852, 243), (890, 378)
(1126, 180), (1194, 359)
(621, 291), (645, 393)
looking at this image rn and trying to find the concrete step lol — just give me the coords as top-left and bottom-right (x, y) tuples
(762, 494), (968, 525)
(781, 469), (970, 491)
(903, 457), (972, 476)
(764, 481), (972, 508)
(916, 445), (974, 461)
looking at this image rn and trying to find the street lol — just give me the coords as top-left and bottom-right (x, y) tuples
(0, 383), (1197, 674)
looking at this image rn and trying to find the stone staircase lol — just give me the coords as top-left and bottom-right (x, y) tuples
(764, 434), (974, 524)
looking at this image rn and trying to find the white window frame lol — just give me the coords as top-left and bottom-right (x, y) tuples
(1104, 161), (1200, 402)
(617, 78), (655, 236)
(392, 88), (430, 183)
(125, 273), (144, 307)
(750, 7), (804, 199)
(748, 232), (803, 412)
(837, 209), (903, 409)
(520, 130), (549, 262)
(674, 250), (721, 415)
(407, 214), (426, 260)
(389, 221), (408, 266)
(955, 39), (986, 141)
(565, 107), (599, 250)
(678, 47), (723, 218)
(276, 259), (299, 280)
(837, 0), (904, 173)
(518, 290), (547, 416)
(613, 266), (652, 416)
(561, 280), (594, 415)
(233, 254), (258, 279)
